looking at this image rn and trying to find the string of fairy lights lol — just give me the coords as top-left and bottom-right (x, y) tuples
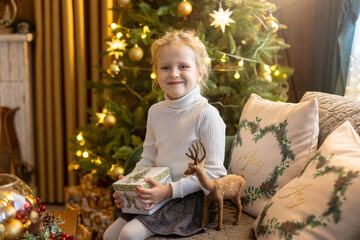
(106, 0), (283, 81)
(70, 0), (287, 178)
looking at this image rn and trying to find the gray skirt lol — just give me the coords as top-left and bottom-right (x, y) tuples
(115, 191), (217, 237)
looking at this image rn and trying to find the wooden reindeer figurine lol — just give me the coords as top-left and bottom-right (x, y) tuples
(184, 141), (246, 231)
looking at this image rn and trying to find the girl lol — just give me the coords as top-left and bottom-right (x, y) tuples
(103, 29), (227, 240)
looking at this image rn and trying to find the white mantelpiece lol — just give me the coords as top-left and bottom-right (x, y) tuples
(0, 33), (35, 170)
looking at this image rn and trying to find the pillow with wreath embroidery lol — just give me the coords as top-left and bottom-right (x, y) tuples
(228, 93), (319, 217)
(253, 121), (360, 240)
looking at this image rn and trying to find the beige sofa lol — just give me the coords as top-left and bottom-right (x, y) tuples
(117, 91), (360, 239)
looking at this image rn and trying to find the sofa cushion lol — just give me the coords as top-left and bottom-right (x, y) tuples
(228, 93), (319, 217)
(252, 121), (360, 240)
(300, 91), (360, 147)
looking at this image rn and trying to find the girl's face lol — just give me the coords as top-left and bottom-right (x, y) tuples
(156, 43), (203, 100)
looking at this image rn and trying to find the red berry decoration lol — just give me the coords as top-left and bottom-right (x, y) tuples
(61, 232), (66, 237)
(70, 236), (74, 240)
(36, 198), (42, 205)
(61, 238), (67, 240)
(37, 208), (41, 213)
(50, 234), (56, 239)
(16, 198), (33, 220)
(40, 205), (46, 211)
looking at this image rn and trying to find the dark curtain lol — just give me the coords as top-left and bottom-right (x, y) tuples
(311, 0), (360, 95)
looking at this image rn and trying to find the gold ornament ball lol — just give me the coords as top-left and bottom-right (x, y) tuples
(23, 220), (31, 229)
(265, 16), (279, 32)
(111, 166), (124, 180)
(129, 46), (144, 62)
(103, 114), (117, 128)
(178, 1), (192, 17)
(0, 223), (5, 235)
(107, 61), (121, 77)
(0, 199), (8, 208)
(118, 0), (131, 7)
(4, 219), (24, 240)
(3, 205), (17, 220)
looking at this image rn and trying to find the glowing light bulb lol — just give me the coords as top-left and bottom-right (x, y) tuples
(141, 33), (147, 39)
(95, 158), (102, 166)
(220, 54), (226, 63)
(110, 23), (117, 29)
(274, 70), (280, 76)
(110, 165), (116, 172)
(264, 65), (271, 73)
(150, 72), (157, 79)
(238, 60), (244, 67)
(76, 150), (82, 157)
(282, 73), (287, 78)
(83, 151), (89, 158)
(73, 164), (80, 170)
(79, 140), (85, 146)
(270, 65), (277, 71)
(204, 57), (211, 65)
(77, 132), (83, 141)
(234, 71), (240, 79)
(116, 32), (123, 38)
(143, 26), (149, 32)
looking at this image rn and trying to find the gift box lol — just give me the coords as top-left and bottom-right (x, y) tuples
(80, 206), (113, 240)
(64, 185), (83, 207)
(77, 223), (92, 240)
(81, 186), (113, 212)
(113, 167), (172, 215)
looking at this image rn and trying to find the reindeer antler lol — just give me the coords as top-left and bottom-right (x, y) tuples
(185, 141), (206, 164)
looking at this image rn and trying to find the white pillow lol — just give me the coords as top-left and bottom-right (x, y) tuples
(229, 93), (319, 217)
(253, 121), (360, 240)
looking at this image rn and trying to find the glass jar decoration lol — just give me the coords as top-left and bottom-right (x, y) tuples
(0, 174), (36, 239)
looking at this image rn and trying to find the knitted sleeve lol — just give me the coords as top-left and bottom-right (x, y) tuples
(170, 106), (227, 198)
(136, 106), (157, 167)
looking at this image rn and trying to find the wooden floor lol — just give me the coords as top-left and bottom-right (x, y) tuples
(50, 210), (79, 237)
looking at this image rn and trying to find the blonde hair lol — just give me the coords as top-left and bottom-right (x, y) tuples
(150, 29), (211, 93)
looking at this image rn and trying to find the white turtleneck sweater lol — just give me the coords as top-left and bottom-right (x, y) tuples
(135, 86), (227, 199)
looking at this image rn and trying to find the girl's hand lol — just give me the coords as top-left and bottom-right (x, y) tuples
(134, 177), (172, 211)
(113, 175), (125, 209)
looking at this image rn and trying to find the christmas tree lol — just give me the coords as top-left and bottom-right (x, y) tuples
(69, 0), (293, 182)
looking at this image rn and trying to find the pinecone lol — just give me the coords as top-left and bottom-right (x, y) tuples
(327, 200), (336, 208)
(39, 211), (57, 226)
(251, 124), (256, 134)
(334, 176), (347, 190)
(281, 221), (296, 233)
(258, 224), (267, 235)
(277, 129), (283, 141)
(27, 218), (44, 236)
(316, 158), (326, 169)
(261, 182), (274, 191)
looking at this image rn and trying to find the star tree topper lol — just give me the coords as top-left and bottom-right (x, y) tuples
(210, 7), (236, 33)
(106, 38), (128, 59)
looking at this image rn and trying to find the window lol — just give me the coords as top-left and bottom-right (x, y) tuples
(345, 16), (360, 100)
